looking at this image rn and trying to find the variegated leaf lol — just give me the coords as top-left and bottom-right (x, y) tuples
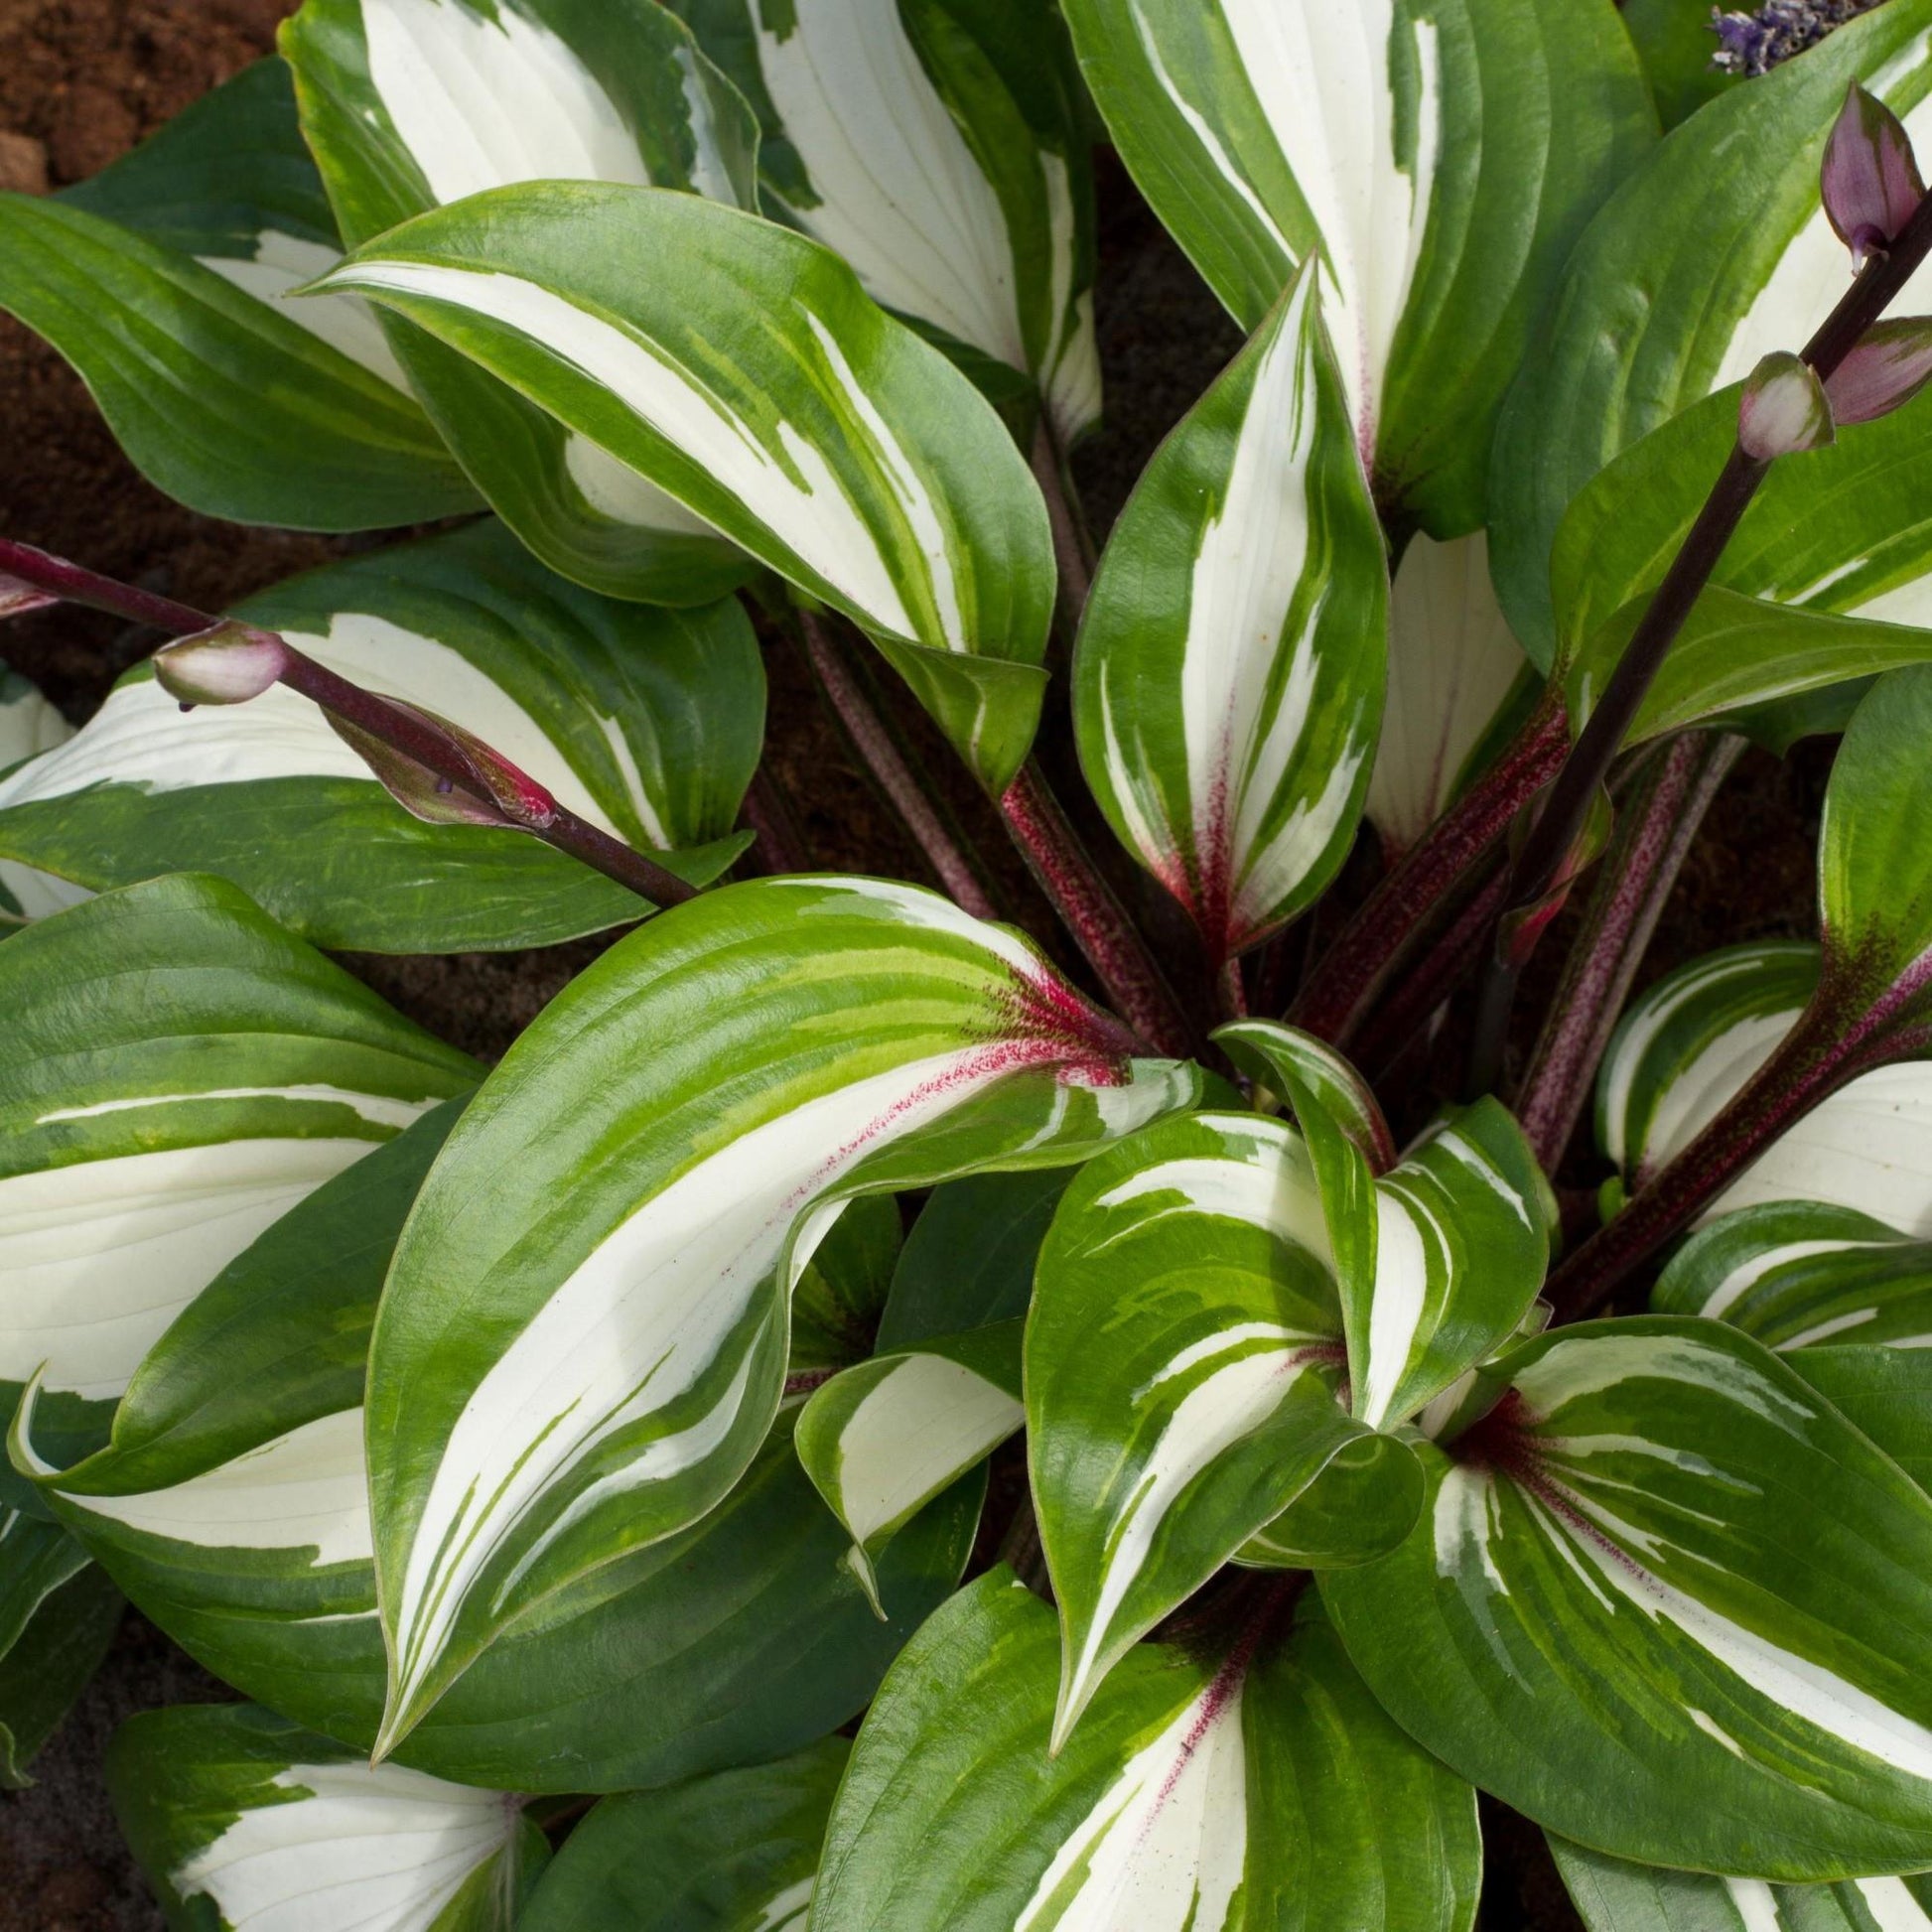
(1654, 1200), (1932, 1350)
(811, 1570), (1481, 1932)
(314, 184), (1054, 792)
(1552, 1833), (1932, 1932)
(1340, 1098), (1551, 1433)
(0, 663), (83, 935)
(1323, 1316), (1932, 1875)
(1789, 1346), (1932, 1494)
(1596, 941), (1932, 1231)
(0, 524), (761, 953)
(1366, 531), (1533, 856)
(797, 1320), (1022, 1612)
(518, 1739), (846, 1932)
(1029, 1110), (1420, 1745)
(283, 0), (761, 604)
(0, 60), (478, 532)
(12, 1104), (978, 1791)
(107, 1702), (545, 1932)
(1493, 0), (1932, 663)
(366, 877), (1198, 1751)
(0, 875), (476, 1478)
(1072, 260), (1386, 960)
(1213, 1017), (1397, 1170)
(0, 1511), (121, 1788)
(1059, 0), (1652, 530)
(666, 0), (1101, 443)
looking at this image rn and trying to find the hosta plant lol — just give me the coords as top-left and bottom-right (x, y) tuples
(13, 1), (1932, 1927)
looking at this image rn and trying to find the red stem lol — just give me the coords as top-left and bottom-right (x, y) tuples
(1548, 948), (1932, 1319)
(1289, 696), (1571, 1045)
(998, 760), (1194, 1058)
(1515, 732), (1742, 1171)
(740, 767), (812, 877)
(797, 610), (999, 919)
(1031, 423), (1094, 626)
(1353, 860), (1510, 1076)
(0, 538), (697, 909)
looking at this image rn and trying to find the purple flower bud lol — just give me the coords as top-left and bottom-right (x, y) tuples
(1823, 82), (1924, 269)
(151, 622), (290, 705)
(1738, 350), (1836, 459)
(1825, 317), (1932, 424)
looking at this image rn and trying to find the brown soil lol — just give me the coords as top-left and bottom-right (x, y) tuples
(0, 5), (1827, 1928)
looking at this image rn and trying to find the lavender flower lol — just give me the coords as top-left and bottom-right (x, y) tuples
(1712, 0), (1887, 78)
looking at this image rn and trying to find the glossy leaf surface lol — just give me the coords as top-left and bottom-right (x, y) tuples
(283, 0), (760, 603)
(1324, 1317), (1932, 1876)
(1059, 0), (1653, 530)
(107, 1702), (544, 1932)
(0, 524), (761, 951)
(366, 877), (1197, 1749)
(0, 62), (477, 531)
(0, 1512), (120, 1788)
(317, 184), (1054, 790)
(812, 1572), (1481, 1932)
(1073, 262), (1386, 959)
(519, 1739), (846, 1932)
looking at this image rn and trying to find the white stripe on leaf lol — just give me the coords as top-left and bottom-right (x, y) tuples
(0, 1139), (376, 1400)
(173, 1755), (517, 1932)
(360, 0), (652, 205)
(198, 230), (411, 389)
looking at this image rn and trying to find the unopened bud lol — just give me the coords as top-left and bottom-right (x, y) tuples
(0, 574), (57, 620)
(1823, 82), (1924, 271)
(1738, 351), (1836, 460)
(152, 622), (290, 705)
(327, 713), (507, 829)
(1825, 317), (1932, 425)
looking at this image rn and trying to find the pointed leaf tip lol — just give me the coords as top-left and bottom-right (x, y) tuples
(152, 622), (289, 705)
(0, 573), (58, 620)
(1824, 81), (1924, 269)
(1738, 351), (1836, 460)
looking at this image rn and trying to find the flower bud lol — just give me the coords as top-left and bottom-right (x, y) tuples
(1822, 82), (1924, 270)
(1737, 350), (1836, 460)
(151, 622), (290, 705)
(1825, 317), (1932, 425)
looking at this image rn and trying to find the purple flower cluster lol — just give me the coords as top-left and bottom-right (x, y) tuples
(1712, 0), (1888, 77)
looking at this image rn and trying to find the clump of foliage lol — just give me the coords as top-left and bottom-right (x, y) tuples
(9, 2), (1932, 1928)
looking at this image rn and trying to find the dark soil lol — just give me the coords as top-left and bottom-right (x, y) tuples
(0, 6), (1828, 1927)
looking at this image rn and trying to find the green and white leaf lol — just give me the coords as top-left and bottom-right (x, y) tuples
(0, 1511), (121, 1788)
(1552, 1833), (1932, 1932)
(1491, 0), (1932, 663)
(283, 0), (761, 604)
(1059, 0), (1653, 530)
(1597, 941), (1932, 1232)
(0, 61), (478, 532)
(1366, 531), (1533, 856)
(518, 1738), (846, 1932)
(14, 1105), (978, 1791)
(1654, 1200), (1932, 1350)
(1029, 1110), (1418, 1744)
(1073, 260), (1386, 958)
(315, 184), (1054, 791)
(797, 1319), (1022, 1611)
(107, 1702), (545, 1932)
(0, 663), (83, 933)
(666, 0), (1101, 442)
(1323, 1316), (1932, 1876)
(366, 876), (1196, 1751)
(811, 1570), (1481, 1932)
(0, 875), (476, 1472)
(875, 1167), (1068, 1350)
(0, 523), (761, 952)
(1212, 1017), (1397, 1170)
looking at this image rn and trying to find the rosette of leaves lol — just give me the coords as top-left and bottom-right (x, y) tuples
(19, 0), (1932, 1919)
